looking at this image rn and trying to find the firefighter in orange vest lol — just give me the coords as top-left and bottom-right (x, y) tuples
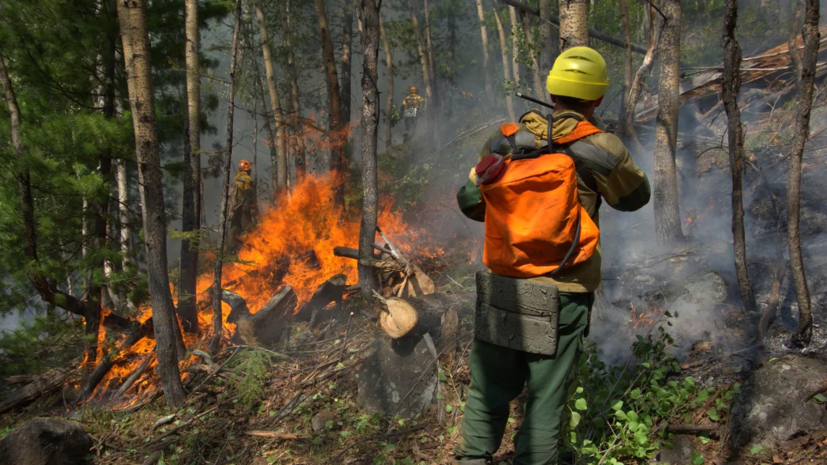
(228, 159), (258, 253)
(454, 47), (651, 464)
(402, 86), (425, 142)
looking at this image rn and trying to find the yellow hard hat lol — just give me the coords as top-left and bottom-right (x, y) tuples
(546, 46), (609, 101)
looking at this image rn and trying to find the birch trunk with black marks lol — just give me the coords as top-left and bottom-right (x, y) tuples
(117, 160), (131, 264)
(493, 2), (516, 121)
(212, 0), (244, 353)
(255, 0), (288, 191)
(115, 0), (185, 409)
(652, 0), (684, 245)
(358, 0), (382, 300)
(788, 0), (819, 347)
(559, 0), (589, 51)
(379, 13), (394, 152)
(722, 0), (758, 314)
(179, 0), (201, 334)
(314, 0), (345, 203)
(475, 0), (495, 101)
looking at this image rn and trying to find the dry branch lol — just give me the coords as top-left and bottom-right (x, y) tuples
(0, 358), (81, 414)
(115, 353), (154, 399)
(246, 431), (310, 439)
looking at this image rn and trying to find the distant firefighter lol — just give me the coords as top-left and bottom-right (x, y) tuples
(227, 159), (258, 253)
(402, 86), (425, 143)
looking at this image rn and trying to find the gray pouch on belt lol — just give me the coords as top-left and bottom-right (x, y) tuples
(474, 271), (560, 356)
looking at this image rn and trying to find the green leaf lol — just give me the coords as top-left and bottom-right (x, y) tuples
(611, 400), (624, 411)
(691, 452), (705, 464)
(708, 409), (719, 421)
(630, 388), (641, 400)
(814, 394), (827, 404)
(570, 411), (581, 429)
(445, 404), (453, 413)
(574, 398), (587, 411)
(749, 445), (764, 454)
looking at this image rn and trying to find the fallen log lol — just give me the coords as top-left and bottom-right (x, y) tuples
(224, 287), (297, 346)
(296, 274), (348, 329)
(114, 353), (154, 399)
(498, 0), (647, 55)
(0, 358), (82, 415)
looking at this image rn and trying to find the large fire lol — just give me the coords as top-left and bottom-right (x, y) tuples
(88, 173), (442, 404)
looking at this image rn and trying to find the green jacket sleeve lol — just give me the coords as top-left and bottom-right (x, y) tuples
(457, 177), (486, 222)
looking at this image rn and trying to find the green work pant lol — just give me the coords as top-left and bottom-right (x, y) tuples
(455, 292), (591, 465)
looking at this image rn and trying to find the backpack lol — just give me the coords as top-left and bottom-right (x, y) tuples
(475, 116), (601, 279)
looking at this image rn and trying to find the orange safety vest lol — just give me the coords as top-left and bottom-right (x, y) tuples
(477, 120), (601, 278)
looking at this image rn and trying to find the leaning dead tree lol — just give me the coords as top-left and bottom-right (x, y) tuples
(788, 0), (820, 346)
(721, 0), (758, 314)
(212, 0), (244, 352)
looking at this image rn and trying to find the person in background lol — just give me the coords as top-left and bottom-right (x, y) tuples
(227, 159), (258, 254)
(454, 47), (651, 465)
(402, 85), (426, 143)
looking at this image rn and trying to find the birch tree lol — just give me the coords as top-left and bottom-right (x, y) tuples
(493, 2), (516, 121)
(408, 0), (436, 129)
(379, 12), (394, 151)
(475, 0), (495, 101)
(179, 0), (201, 333)
(559, 0), (589, 51)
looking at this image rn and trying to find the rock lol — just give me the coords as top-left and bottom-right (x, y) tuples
(657, 435), (695, 465)
(0, 417), (93, 465)
(731, 355), (827, 455)
(311, 411), (334, 433)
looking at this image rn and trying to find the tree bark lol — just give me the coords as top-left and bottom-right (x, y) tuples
(559, 0), (589, 51)
(379, 12), (394, 152)
(115, 0), (185, 409)
(358, 0), (382, 301)
(117, 159), (131, 265)
(618, 0), (633, 138)
(212, 0), (244, 353)
(788, 0), (819, 347)
(340, 0), (354, 140)
(624, 3), (658, 156)
(179, 0), (201, 334)
(722, 0), (758, 314)
(788, 0), (804, 91)
(652, 0), (684, 245)
(520, 11), (546, 102)
(493, 2), (516, 121)
(509, 6), (521, 86)
(475, 0), (496, 101)
(314, 0), (345, 203)
(254, 0), (288, 191)
(279, 0), (305, 182)
(538, 0), (553, 76)
(409, 0), (436, 134)
(423, 0), (440, 145)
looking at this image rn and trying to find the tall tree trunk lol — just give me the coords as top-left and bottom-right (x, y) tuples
(379, 12), (394, 152)
(722, 0), (758, 314)
(115, 0), (185, 409)
(340, 0), (354, 138)
(559, 0), (589, 51)
(280, 0), (305, 179)
(509, 6), (521, 86)
(624, 3), (658, 156)
(314, 0), (345, 203)
(409, 0), (436, 134)
(788, 0), (804, 91)
(520, 11), (546, 102)
(212, 0), (243, 353)
(179, 0), (201, 334)
(423, 0), (440, 145)
(652, 0), (684, 244)
(475, 0), (495, 101)
(358, 0), (382, 301)
(446, 6), (458, 117)
(538, 0), (553, 77)
(254, 0), (288, 191)
(493, 2), (516, 121)
(618, 0), (633, 138)
(788, 0), (819, 346)
(424, 0), (436, 79)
